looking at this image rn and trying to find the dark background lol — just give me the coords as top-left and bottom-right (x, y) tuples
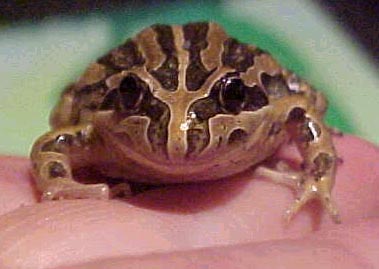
(1, 0), (378, 64)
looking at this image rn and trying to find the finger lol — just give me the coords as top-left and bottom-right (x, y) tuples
(0, 136), (378, 269)
(56, 218), (379, 269)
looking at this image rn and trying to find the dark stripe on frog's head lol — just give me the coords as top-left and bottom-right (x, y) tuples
(222, 38), (262, 72)
(182, 22), (215, 91)
(97, 39), (145, 71)
(148, 24), (179, 91)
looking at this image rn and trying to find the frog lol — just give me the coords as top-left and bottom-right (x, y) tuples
(30, 22), (340, 223)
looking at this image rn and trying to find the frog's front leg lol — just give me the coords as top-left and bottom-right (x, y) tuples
(30, 124), (110, 200)
(284, 106), (340, 223)
(257, 97), (341, 223)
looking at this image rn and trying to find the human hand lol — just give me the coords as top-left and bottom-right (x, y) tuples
(0, 135), (378, 269)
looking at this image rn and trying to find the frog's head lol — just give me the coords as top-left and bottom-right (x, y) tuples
(91, 22), (292, 165)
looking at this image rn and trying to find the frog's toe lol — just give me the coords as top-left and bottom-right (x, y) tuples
(254, 164), (302, 188)
(285, 180), (340, 223)
(319, 190), (341, 224)
(285, 186), (315, 223)
(41, 181), (110, 201)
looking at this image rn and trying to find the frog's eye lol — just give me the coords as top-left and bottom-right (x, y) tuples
(118, 75), (146, 110)
(219, 75), (246, 114)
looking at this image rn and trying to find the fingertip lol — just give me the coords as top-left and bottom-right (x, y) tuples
(0, 156), (38, 215)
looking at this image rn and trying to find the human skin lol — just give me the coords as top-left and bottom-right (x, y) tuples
(0, 135), (378, 269)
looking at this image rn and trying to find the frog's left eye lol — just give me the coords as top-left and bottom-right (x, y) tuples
(219, 75), (247, 114)
(118, 75), (146, 110)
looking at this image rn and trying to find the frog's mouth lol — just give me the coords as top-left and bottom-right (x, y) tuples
(95, 116), (279, 183)
(102, 134), (255, 183)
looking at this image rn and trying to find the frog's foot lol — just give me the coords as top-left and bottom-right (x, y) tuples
(285, 178), (340, 224)
(42, 179), (109, 201)
(31, 123), (113, 201)
(255, 164), (340, 223)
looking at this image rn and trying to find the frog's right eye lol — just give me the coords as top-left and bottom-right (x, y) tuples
(118, 75), (147, 111)
(100, 74), (149, 112)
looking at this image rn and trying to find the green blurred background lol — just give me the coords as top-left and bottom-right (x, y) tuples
(1, 0), (378, 156)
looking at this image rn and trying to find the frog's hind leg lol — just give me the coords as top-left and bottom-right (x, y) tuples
(30, 124), (111, 200)
(256, 94), (341, 223)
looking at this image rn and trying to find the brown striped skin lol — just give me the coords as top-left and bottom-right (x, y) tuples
(30, 22), (340, 223)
